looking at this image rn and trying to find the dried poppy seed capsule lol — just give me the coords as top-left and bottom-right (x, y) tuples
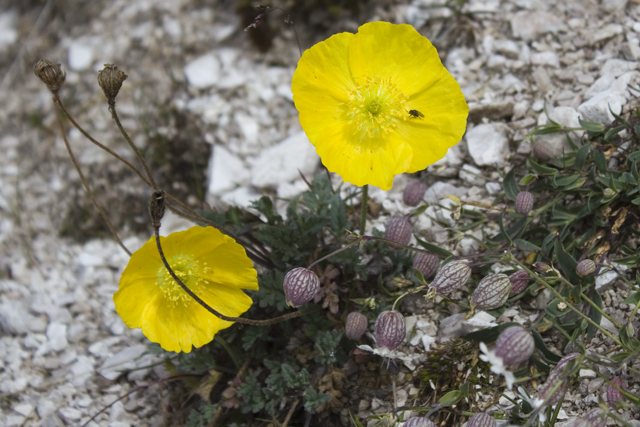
(471, 273), (512, 310)
(385, 216), (412, 249)
(283, 267), (320, 307)
(508, 270), (530, 294)
(515, 191), (534, 215)
(403, 417), (436, 427)
(374, 310), (406, 350)
(345, 312), (368, 340)
(495, 326), (534, 366)
(582, 408), (607, 427)
(607, 377), (627, 407)
(576, 259), (596, 277)
(430, 260), (471, 294)
(467, 413), (496, 427)
(34, 59), (66, 93)
(413, 252), (439, 279)
(403, 181), (427, 206)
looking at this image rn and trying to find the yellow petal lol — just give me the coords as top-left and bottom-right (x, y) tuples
(114, 276), (161, 329)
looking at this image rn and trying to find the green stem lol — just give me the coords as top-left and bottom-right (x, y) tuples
(628, 297), (640, 326)
(214, 335), (241, 370)
(307, 238), (362, 270)
(392, 285), (426, 311)
(360, 185), (368, 236)
(580, 292), (621, 328)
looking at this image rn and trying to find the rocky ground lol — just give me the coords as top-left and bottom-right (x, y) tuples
(1, 0), (640, 425)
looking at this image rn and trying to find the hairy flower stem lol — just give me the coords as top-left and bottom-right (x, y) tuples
(308, 238), (362, 270)
(360, 184), (368, 236)
(53, 103), (131, 256)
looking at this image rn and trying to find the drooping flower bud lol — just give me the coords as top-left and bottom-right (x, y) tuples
(553, 352), (581, 374)
(508, 270), (530, 294)
(403, 416), (436, 427)
(515, 191), (534, 215)
(429, 260), (471, 294)
(345, 312), (368, 340)
(471, 273), (512, 310)
(479, 326), (534, 390)
(580, 408), (607, 427)
(413, 252), (439, 279)
(97, 64), (128, 104)
(533, 262), (551, 273)
(34, 59), (66, 93)
(467, 413), (496, 427)
(283, 267), (320, 307)
(384, 216), (412, 249)
(536, 353), (580, 407)
(606, 377), (627, 407)
(576, 259), (596, 277)
(403, 181), (427, 206)
(374, 310), (406, 351)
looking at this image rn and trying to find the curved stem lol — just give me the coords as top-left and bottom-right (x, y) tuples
(308, 238), (362, 270)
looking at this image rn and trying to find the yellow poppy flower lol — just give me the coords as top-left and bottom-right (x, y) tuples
(292, 21), (468, 190)
(114, 226), (258, 353)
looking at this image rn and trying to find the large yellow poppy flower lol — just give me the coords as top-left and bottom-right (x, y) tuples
(292, 21), (468, 190)
(114, 226), (258, 353)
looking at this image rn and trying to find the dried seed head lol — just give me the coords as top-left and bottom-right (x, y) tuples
(413, 252), (439, 279)
(495, 326), (534, 366)
(384, 216), (412, 249)
(515, 191), (534, 214)
(580, 408), (607, 427)
(374, 310), (406, 351)
(508, 270), (530, 294)
(403, 417), (436, 427)
(403, 181), (427, 206)
(471, 273), (512, 310)
(283, 267), (320, 307)
(345, 312), (368, 340)
(576, 259), (596, 277)
(430, 260), (471, 294)
(606, 377), (627, 407)
(97, 64), (128, 104)
(467, 413), (496, 427)
(34, 59), (66, 93)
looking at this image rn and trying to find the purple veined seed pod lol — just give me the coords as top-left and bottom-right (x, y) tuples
(403, 181), (427, 207)
(385, 216), (413, 249)
(374, 310), (406, 351)
(471, 273), (512, 310)
(283, 267), (320, 308)
(495, 326), (535, 366)
(429, 260), (471, 294)
(467, 413), (496, 427)
(576, 259), (596, 277)
(537, 368), (569, 407)
(515, 191), (534, 215)
(553, 352), (581, 375)
(413, 252), (440, 279)
(581, 408), (607, 427)
(606, 376), (627, 407)
(403, 416), (436, 427)
(508, 270), (530, 294)
(345, 312), (368, 341)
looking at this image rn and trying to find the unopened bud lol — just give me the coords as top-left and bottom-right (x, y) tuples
(553, 352), (580, 374)
(538, 353), (580, 406)
(384, 216), (412, 249)
(603, 188), (615, 198)
(34, 59), (66, 93)
(403, 417), (436, 427)
(345, 312), (368, 340)
(374, 310), (406, 350)
(430, 260), (471, 294)
(607, 377), (627, 407)
(495, 326), (534, 366)
(515, 191), (534, 214)
(148, 190), (166, 228)
(467, 413), (496, 427)
(576, 259), (596, 277)
(508, 270), (530, 294)
(97, 64), (128, 104)
(413, 252), (439, 279)
(471, 273), (512, 310)
(533, 262), (551, 273)
(283, 267), (320, 307)
(403, 181), (427, 206)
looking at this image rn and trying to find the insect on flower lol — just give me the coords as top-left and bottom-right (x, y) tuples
(407, 109), (424, 120)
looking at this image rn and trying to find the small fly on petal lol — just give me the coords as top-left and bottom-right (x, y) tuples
(408, 109), (424, 120)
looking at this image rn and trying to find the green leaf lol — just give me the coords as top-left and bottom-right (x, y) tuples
(503, 169), (519, 201)
(514, 238), (541, 252)
(314, 330), (344, 364)
(330, 193), (349, 236)
(303, 386), (330, 412)
(526, 158), (558, 176)
(438, 390), (463, 407)
(498, 209), (513, 245)
(585, 291), (603, 339)
(531, 331), (562, 363)
(415, 236), (453, 257)
(575, 145), (590, 170)
(594, 150), (607, 173)
(459, 381), (470, 398)
(579, 118), (605, 133)
(349, 411), (365, 427)
(554, 239), (581, 284)
(461, 322), (521, 343)
(519, 174), (538, 186)
(622, 291), (640, 305)
(545, 298), (567, 317)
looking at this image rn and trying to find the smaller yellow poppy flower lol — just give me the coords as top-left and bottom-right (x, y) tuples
(114, 226), (258, 353)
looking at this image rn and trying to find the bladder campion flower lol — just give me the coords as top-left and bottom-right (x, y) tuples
(114, 226), (258, 353)
(291, 21), (468, 190)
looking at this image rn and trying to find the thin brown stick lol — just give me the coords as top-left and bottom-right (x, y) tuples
(282, 398), (300, 427)
(54, 103), (131, 256)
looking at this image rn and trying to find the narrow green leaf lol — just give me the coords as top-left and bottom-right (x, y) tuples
(554, 239), (581, 283)
(461, 322), (521, 343)
(531, 331), (562, 363)
(575, 144), (590, 170)
(579, 118), (605, 133)
(514, 238), (541, 251)
(438, 390), (463, 407)
(498, 209), (513, 245)
(594, 150), (607, 172)
(622, 291), (640, 305)
(585, 291), (603, 339)
(503, 169), (519, 201)
(415, 236), (453, 257)
(519, 174), (538, 186)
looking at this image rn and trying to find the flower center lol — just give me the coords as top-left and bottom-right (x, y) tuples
(157, 255), (211, 306)
(346, 75), (409, 139)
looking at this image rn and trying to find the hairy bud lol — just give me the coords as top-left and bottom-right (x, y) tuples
(533, 262), (551, 273)
(403, 417), (436, 427)
(467, 413), (496, 427)
(515, 191), (534, 215)
(374, 310), (406, 350)
(345, 312), (368, 340)
(413, 252), (439, 279)
(508, 270), (530, 294)
(148, 190), (166, 228)
(495, 326), (534, 366)
(430, 261), (471, 294)
(97, 64), (128, 104)
(283, 267), (320, 307)
(403, 181), (427, 206)
(471, 273), (512, 310)
(576, 259), (596, 277)
(34, 59), (66, 93)
(384, 216), (412, 249)
(606, 376), (627, 407)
